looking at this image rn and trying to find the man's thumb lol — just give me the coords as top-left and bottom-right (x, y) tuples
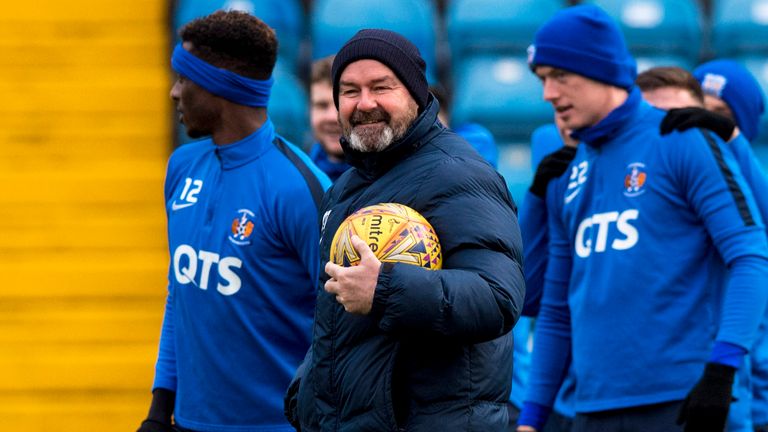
(351, 235), (377, 262)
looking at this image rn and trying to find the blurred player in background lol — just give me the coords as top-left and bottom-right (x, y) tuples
(694, 60), (768, 432)
(695, 59), (765, 144)
(636, 66), (705, 110)
(308, 55), (350, 182)
(657, 60), (768, 432)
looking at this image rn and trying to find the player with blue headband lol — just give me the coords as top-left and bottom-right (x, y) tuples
(137, 10), (330, 432)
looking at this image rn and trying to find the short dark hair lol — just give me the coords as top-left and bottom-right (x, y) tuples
(311, 55), (335, 86)
(636, 66), (704, 104)
(179, 10), (277, 80)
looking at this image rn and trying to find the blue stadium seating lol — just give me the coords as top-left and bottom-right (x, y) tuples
(269, 64), (310, 148)
(739, 56), (768, 144)
(451, 55), (553, 144)
(310, 0), (438, 82)
(173, 0), (305, 69)
(586, 0), (703, 64)
(712, 0), (768, 57)
(446, 0), (563, 62)
(497, 143), (535, 207)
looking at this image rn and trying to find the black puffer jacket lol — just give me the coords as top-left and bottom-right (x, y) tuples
(287, 97), (525, 431)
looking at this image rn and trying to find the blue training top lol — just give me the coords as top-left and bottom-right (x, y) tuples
(517, 123), (577, 418)
(521, 124), (566, 317)
(726, 134), (768, 431)
(309, 142), (350, 183)
(526, 92), (768, 419)
(153, 119), (330, 431)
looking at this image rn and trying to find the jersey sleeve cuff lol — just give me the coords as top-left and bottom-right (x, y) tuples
(517, 401), (552, 431)
(709, 340), (747, 368)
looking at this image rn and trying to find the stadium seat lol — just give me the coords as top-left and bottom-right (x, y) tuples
(497, 142), (534, 207)
(739, 56), (768, 144)
(269, 64), (309, 148)
(451, 55), (553, 144)
(446, 0), (563, 62)
(712, 0), (768, 57)
(172, 0), (305, 69)
(310, 0), (438, 82)
(585, 0), (703, 64)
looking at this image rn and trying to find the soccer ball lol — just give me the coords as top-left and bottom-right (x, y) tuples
(330, 203), (442, 270)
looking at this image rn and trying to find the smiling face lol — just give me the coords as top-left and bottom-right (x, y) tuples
(337, 59), (418, 153)
(535, 66), (625, 130)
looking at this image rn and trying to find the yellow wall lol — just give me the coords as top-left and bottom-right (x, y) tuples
(0, 1), (171, 429)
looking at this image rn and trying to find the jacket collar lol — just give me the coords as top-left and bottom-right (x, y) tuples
(571, 86), (643, 148)
(213, 118), (276, 170)
(341, 95), (442, 179)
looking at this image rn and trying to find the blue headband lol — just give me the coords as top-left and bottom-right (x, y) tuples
(171, 43), (273, 107)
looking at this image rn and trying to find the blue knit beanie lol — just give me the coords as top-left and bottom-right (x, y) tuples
(528, 4), (637, 89)
(332, 29), (428, 110)
(693, 59), (766, 142)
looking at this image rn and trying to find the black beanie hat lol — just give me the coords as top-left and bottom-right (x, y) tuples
(332, 29), (428, 110)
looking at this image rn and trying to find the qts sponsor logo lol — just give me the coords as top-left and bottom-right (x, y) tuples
(173, 244), (242, 295)
(575, 210), (639, 258)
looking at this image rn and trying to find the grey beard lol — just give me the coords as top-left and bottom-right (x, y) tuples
(347, 124), (395, 153)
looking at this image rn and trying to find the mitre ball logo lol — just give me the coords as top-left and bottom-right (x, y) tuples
(330, 203), (442, 270)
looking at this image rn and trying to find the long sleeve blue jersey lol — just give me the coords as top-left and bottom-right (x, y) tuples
(518, 124), (578, 418)
(527, 99), (768, 415)
(727, 134), (768, 431)
(153, 120), (330, 431)
(521, 124), (565, 317)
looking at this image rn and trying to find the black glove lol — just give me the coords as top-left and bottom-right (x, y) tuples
(660, 107), (736, 142)
(676, 362), (736, 432)
(529, 146), (577, 198)
(137, 420), (175, 432)
(137, 388), (176, 432)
